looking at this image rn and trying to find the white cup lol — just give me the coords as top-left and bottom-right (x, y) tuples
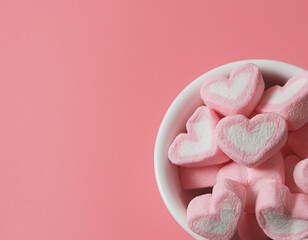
(154, 59), (305, 240)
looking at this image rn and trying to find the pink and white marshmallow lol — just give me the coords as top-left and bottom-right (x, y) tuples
(180, 163), (227, 189)
(293, 158), (308, 194)
(256, 71), (308, 130)
(256, 181), (308, 240)
(217, 151), (285, 213)
(187, 179), (246, 240)
(216, 113), (288, 167)
(168, 106), (229, 167)
(200, 63), (264, 117)
(288, 122), (308, 159)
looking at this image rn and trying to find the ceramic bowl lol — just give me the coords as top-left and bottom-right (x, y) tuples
(154, 59), (305, 239)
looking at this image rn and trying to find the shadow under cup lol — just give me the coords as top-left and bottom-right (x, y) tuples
(154, 59), (305, 240)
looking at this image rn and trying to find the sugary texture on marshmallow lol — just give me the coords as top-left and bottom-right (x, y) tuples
(217, 152), (285, 213)
(256, 182), (308, 240)
(187, 179), (246, 240)
(168, 106), (229, 167)
(200, 63), (264, 116)
(256, 71), (308, 130)
(200, 63), (264, 117)
(215, 113), (288, 168)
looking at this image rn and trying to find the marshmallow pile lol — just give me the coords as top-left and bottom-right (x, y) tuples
(168, 63), (308, 240)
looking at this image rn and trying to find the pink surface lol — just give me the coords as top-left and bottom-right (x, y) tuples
(1, 1), (308, 240)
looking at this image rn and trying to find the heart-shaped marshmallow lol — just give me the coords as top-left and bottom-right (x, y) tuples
(216, 113), (288, 167)
(180, 163), (228, 189)
(200, 63), (264, 116)
(256, 182), (308, 240)
(237, 213), (270, 240)
(288, 123), (308, 159)
(217, 152), (285, 213)
(293, 158), (308, 194)
(284, 155), (303, 193)
(168, 106), (229, 167)
(187, 179), (246, 240)
(256, 71), (308, 130)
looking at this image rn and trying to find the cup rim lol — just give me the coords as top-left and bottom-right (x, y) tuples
(154, 59), (306, 239)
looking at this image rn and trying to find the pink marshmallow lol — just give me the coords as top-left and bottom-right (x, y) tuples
(288, 122), (308, 159)
(256, 71), (308, 130)
(180, 163), (228, 189)
(200, 63), (264, 117)
(216, 113), (288, 167)
(293, 158), (308, 194)
(245, 152), (285, 213)
(168, 106), (229, 167)
(284, 155), (303, 193)
(237, 213), (269, 240)
(246, 151), (285, 186)
(216, 161), (248, 186)
(187, 179), (246, 240)
(217, 151), (285, 186)
(256, 181), (308, 240)
(217, 152), (285, 213)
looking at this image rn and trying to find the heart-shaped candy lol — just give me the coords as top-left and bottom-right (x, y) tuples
(168, 106), (229, 167)
(256, 182), (308, 240)
(187, 179), (246, 240)
(216, 113), (288, 167)
(200, 63), (264, 116)
(256, 71), (308, 130)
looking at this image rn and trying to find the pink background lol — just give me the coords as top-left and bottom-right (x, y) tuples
(0, 0), (308, 239)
